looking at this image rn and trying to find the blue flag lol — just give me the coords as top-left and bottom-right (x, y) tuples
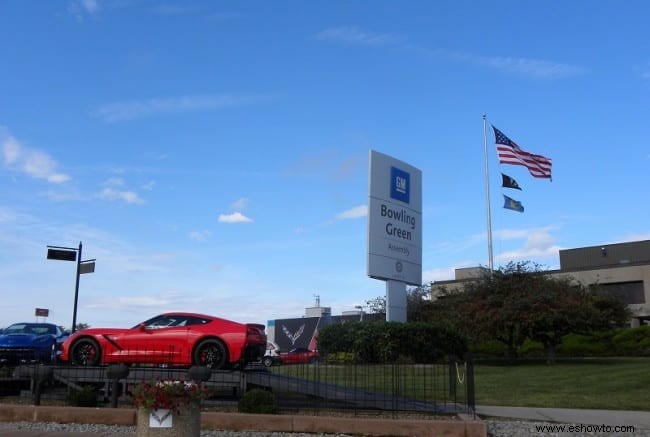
(503, 195), (524, 213)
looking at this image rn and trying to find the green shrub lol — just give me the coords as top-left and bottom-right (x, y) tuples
(519, 339), (544, 357)
(66, 385), (98, 407)
(470, 340), (507, 358)
(318, 321), (467, 363)
(612, 326), (650, 355)
(238, 388), (278, 414)
(557, 332), (613, 357)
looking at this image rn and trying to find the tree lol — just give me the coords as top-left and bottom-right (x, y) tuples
(365, 286), (437, 322)
(365, 296), (386, 316)
(429, 261), (632, 364)
(406, 285), (437, 322)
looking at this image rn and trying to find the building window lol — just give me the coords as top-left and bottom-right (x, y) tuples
(591, 281), (645, 304)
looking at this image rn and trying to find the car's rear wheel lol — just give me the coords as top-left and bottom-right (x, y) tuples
(193, 339), (228, 369)
(70, 338), (101, 366)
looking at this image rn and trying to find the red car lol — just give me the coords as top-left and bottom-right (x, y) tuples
(279, 347), (319, 365)
(60, 312), (266, 370)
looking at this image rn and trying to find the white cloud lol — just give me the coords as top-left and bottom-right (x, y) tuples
(68, 0), (99, 21)
(92, 94), (271, 123)
(336, 205), (367, 220)
(316, 27), (582, 79)
(316, 27), (400, 46)
(218, 212), (253, 224)
(97, 188), (144, 204)
(473, 54), (583, 79)
(2, 129), (70, 184)
(230, 197), (249, 211)
(141, 180), (156, 191)
(494, 228), (561, 266)
(103, 177), (124, 186)
(189, 230), (211, 242)
(423, 266), (457, 283)
(3, 135), (20, 164)
(81, 0), (98, 14)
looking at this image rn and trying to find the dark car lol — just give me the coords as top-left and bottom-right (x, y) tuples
(279, 347), (319, 365)
(0, 322), (69, 365)
(60, 312), (267, 370)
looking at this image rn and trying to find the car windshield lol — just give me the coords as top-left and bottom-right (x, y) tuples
(4, 323), (56, 335)
(134, 315), (207, 330)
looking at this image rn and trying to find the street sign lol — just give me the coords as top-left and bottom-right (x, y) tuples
(47, 248), (77, 262)
(79, 261), (95, 274)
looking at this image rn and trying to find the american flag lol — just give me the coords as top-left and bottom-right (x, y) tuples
(493, 126), (552, 179)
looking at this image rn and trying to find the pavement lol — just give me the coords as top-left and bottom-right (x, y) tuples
(475, 405), (650, 429)
(0, 406), (649, 436)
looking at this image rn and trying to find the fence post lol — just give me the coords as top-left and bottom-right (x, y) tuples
(30, 366), (53, 406)
(448, 355), (457, 401)
(107, 364), (130, 408)
(463, 352), (475, 414)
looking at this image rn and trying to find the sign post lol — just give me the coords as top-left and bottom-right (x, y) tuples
(47, 242), (96, 333)
(367, 150), (422, 322)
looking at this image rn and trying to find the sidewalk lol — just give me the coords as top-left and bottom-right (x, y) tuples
(476, 405), (650, 429)
(1, 407), (649, 436)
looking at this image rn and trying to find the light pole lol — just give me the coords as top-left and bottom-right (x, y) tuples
(355, 305), (365, 322)
(46, 241), (95, 333)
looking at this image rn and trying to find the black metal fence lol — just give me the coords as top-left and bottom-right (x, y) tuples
(0, 354), (475, 419)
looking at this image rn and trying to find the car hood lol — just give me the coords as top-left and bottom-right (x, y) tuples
(66, 328), (129, 340)
(0, 333), (53, 347)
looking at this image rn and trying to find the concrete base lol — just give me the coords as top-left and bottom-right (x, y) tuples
(136, 405), (200, 437)
(0, 404), (486, 437)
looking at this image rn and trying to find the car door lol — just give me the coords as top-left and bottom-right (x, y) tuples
(119, 315), (190, 364)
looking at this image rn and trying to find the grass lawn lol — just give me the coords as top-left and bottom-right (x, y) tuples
(473, 357), (650, 411)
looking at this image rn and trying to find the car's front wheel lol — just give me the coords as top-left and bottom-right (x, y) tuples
(70, 338), (101, 366)
(262, 356), (274, 367)
(46, 343), (57, 364)
(193, 339), (228, 370)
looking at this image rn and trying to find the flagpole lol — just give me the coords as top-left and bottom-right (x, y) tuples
(483, 114), (494, 271)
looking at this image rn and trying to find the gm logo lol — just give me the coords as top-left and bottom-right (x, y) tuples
(390, 166), (410, 203)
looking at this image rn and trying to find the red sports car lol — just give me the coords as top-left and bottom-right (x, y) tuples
(279, 347), (319, 365)
(60, 312), (266, 370)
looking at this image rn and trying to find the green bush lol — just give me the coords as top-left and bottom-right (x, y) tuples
(66, 385), (98, 407)
(557, 332), (613, 357)
(238, 388), (278, 414)
(519, 339), (544, 357)
(612, 326), (650, 355)
(470, 340), (507, 358)
(318, 321), (467, 363)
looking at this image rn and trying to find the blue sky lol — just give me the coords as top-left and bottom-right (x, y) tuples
(1, 1), (649, 329)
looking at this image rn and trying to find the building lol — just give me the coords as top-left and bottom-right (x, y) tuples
(267, 296), (369, 352)
(431, 240), (650, 327)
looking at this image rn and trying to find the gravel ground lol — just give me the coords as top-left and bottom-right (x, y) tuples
(0, 421), (352, 436)
(2, 420), (650, 436)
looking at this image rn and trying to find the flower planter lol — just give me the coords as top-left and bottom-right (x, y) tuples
(136, 403), (200, 437)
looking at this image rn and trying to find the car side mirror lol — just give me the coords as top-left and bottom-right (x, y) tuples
(138, 323), (146, 331)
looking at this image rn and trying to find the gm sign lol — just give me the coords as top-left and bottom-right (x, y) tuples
(367, 150), (422, 286)
(390, 166), (410, 204)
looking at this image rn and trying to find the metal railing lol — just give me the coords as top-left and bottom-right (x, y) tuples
(0, 352), (475, 419)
